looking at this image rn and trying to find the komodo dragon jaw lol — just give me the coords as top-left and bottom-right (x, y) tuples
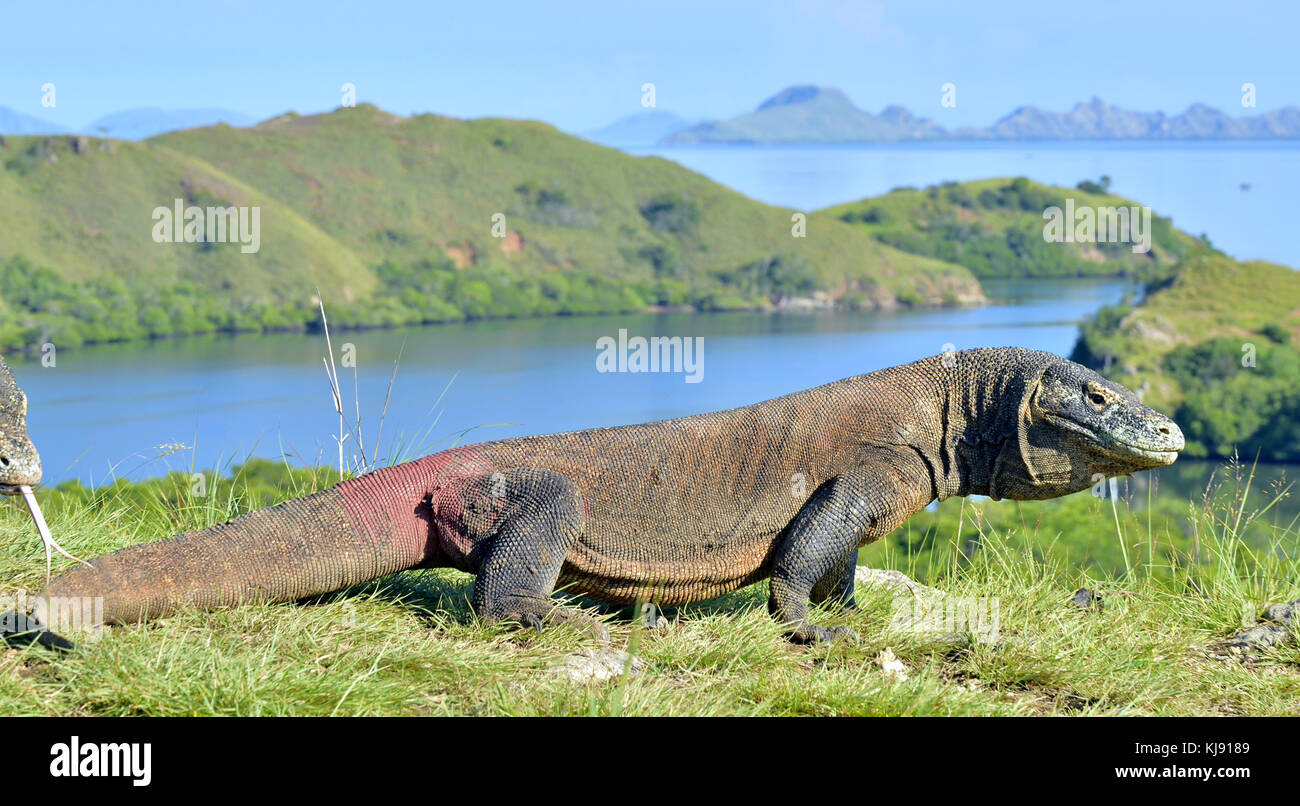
(0, 356), (41, 495)
(8, 348), (1186, 648)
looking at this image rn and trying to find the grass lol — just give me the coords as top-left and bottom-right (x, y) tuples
(2, 458), (1297, 716)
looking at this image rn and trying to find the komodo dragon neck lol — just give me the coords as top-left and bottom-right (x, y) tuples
(826, 349), (1058, 503)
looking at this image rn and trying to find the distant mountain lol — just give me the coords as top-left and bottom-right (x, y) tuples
(656, 87), (1300, 145)
(663, 86), (929, 144)
(985, 97), (1300, 139)
(581, 110), (697, 147)
(84, 108), (254, 140)
(0, 107), (66, 135)
(878, 104), (945, 138)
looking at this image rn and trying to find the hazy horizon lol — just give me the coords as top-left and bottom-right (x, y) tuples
(2, 0), (1297, 133)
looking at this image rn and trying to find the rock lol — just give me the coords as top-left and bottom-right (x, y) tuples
(1222, 598), (1300, 652)
(548, 649), (644, 683)
(1224, 623), (1290, 652)
(69, 136), (89, 155)
(857, 568), (981, 644)
(876, 648), (909, 682)
(854, 567), (946, 601)
(1069, 588), (1103, 612)
(1263, 599), (1300, 628)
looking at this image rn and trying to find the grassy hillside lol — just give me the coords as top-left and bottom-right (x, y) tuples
(822, 177), (1212, 279)
(157, 106), (977, 304)
(0, 108), (982, 351)
(1073, 255), (1300, 461)
(0, 134), (375, 346)
(2, 457), (1296, 716)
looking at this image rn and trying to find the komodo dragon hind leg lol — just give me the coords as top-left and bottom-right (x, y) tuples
(809, 551), (858, 612)
(769, 450), (934, 644)
(470, 468), (609, 643)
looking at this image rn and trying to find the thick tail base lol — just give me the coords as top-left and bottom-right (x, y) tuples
(39, 487), (424, 626)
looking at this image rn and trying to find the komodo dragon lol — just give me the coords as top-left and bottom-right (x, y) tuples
(3, 348), (1184, 646)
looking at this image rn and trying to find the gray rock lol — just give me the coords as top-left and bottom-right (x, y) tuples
(1222, 598), (1300, 652)
(854, 567), (946, 601)
(1069, 588), (1103, 612)
(1263, 599), (1300, 628)
(548, 649), (645, 683)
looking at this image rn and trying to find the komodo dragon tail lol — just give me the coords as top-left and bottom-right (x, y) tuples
(4, 458), (456, 647)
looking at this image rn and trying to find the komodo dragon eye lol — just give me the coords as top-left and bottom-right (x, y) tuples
(1084, 386), (1110, 408)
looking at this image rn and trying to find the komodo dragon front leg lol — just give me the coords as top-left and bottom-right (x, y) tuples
(769, 448), (933, 644)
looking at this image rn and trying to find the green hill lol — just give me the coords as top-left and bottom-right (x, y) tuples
(0, 134), (374, 345)
(0, 107), (982, 350)
(1072, 255), (1300, 461)
(822, 177), (1213, 279)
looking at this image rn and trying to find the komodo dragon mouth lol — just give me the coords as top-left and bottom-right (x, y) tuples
(1041, 411), (1182, 467)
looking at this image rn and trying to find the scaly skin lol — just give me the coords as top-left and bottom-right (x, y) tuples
(9, 348), (1185, 645)
(0, 356), (42, 495)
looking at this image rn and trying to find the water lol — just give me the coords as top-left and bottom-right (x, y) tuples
(15, 278), (1130, 487)
(631, 141), (1300, 269)
(10, 275), (1295, 521)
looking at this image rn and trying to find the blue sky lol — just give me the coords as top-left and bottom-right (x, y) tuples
(3, 0), (1297, 131)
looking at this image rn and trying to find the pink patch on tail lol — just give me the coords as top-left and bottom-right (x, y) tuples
(336, 446), (496, 569)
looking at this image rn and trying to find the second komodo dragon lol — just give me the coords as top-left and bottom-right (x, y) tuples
(6, 348), (1184, 645)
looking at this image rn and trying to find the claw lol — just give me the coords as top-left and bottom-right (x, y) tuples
(788, 624), (857, 645)
(19, 485), (92, 583)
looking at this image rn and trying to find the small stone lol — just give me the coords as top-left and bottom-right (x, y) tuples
(1224, 623), (1290, 652)
(1263, 599), (1300, 628)
(876, 647), (909, 682)
(1069, 588), (1103, 612)
(548, 649), (644, 683)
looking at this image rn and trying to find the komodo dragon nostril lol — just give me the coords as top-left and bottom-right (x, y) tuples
(0, 456), (10, 467)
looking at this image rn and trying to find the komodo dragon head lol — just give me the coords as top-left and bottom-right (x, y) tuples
(0, 356), (41, 496)
(985, 353), (1184, 501)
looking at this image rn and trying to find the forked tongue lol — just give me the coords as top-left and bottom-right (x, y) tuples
(18, 484), (92, 582)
